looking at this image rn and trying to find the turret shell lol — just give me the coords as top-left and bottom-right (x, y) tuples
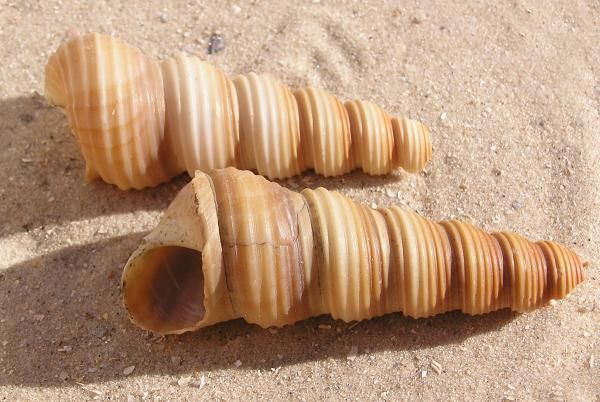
(122, 168), (586, 334)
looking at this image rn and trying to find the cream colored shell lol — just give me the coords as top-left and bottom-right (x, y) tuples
(122, 168), (586, 334)
(45, 33), (432, 189)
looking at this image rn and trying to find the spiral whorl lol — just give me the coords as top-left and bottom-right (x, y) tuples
(302, 187), (585, 322)
(122, 168), (585, 334)
(44, 33), (177, 189)
(45, 33), (432, 189)
(161, 53), (240, 175)
(210, 168), (315, 327)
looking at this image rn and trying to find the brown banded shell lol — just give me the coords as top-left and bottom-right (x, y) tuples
(45, 33), (432, 190)
(122, 168), (586, 334)
(44, 34), (178, 189)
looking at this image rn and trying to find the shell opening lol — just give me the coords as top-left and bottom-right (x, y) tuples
(124, 246), (205, 334)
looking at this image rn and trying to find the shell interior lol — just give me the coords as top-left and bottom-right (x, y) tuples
(123, 245), (205, 334)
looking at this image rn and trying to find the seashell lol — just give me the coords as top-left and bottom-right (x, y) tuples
(122, 168), (586, 334)
(45, 33), (432, 190)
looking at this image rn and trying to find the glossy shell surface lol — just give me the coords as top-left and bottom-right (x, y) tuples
(122, 168), (585, 334)
(45, 33), (432, 189)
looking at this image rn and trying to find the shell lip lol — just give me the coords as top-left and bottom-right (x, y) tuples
(121, 171), (231, 335)
(121, 242), (208, 335)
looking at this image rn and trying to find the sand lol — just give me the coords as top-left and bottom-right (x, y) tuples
(0, 0), (598, 400)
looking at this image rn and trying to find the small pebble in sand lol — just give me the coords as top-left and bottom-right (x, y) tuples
(159, 13), (168, 23)
(123, 365), (135, 376)
(234, 359), (242, 368)
(171, 356), (182, 365)
(92, 325), (109, 339)
(589, 355), (595, 368)
(199, 375), (207, 388)
(19, 113), (34, 124)
(370, 202), (377, 209)
(177, 376), (192, 386)
(421, 370), (428, 378)
(207, 33), (225, 54)
(231, 4), (241, 14)
(347, 345), (358, 361)
(511, 200), (522, 210)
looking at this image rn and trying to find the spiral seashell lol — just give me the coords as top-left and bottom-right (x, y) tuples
(45, 33), (432, 189)
(122, 168), (586, 334)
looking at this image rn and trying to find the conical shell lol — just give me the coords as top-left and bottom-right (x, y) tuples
(122, 168), (586, 334)
(45, 33), (432, 189)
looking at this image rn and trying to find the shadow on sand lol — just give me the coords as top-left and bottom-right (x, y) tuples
(0, 234), (517, 387)
(0, 94), (407, 240)
(0, 94), (511, 389)
(0, 93), (506, 389)
(0, 94), (190, 239)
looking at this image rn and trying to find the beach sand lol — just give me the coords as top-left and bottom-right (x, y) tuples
(0, 0), (598, 400)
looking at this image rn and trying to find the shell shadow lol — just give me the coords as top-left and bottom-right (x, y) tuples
(0, 234), (517, 388)
(0, 94), (188, 239)
(0, 94), (407, 240)
(273, 169), (408, 193)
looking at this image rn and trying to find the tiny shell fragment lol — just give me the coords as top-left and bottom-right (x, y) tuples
(123, 366), (135, 376)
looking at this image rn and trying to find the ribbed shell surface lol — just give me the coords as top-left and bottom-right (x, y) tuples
(233, 73), (304, 179)
(295, 87), (354, 176)
(45, 34), (433, 189)
(210, 168), (318, 327)
(162, 54), (239, 174)
(345, 100), (395, 175)
(302, 188), (391, 321)
(44, 33), (175, 189)
(392, 116), (432, 173)
(122, 168), (586, 333)
(300, 186), (585, 322)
